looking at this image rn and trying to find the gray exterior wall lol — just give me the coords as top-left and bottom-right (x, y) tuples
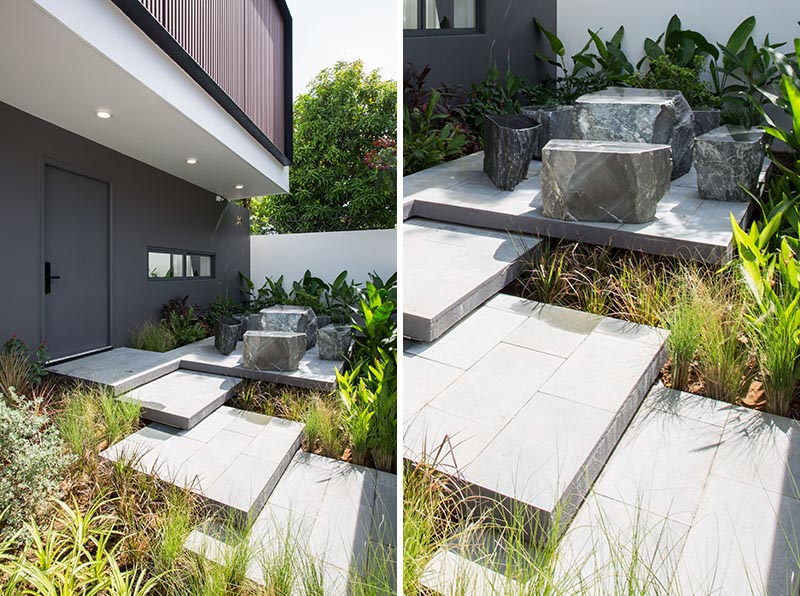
(0, 101), (250, 353)
(404, 0), (557, 93)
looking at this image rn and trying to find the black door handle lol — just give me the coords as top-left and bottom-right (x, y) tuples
(45, 262), (61, 294)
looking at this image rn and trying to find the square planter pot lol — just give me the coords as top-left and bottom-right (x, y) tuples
(482, 114), (540, 191)
(214, 317), (243, 355)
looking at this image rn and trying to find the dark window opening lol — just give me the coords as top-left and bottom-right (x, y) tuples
(404, 0), (480, 34)
(148, 248), (215, 280)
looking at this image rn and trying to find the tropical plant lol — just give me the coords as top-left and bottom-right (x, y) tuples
(0, 337), (48, 400)
(404, 89), (470, 174)
(250, 60), (396, 233)
(164, 307), (209, 346)
(0, 390), (72, 533)
(459, 62), (524, 135)
(638, 14), (719, 70)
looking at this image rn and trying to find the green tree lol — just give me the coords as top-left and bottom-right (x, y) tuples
(250, 60), (396, 234)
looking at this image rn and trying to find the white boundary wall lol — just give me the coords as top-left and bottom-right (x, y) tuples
(556, 2), (798, 71)
(250, 229), (397, 289)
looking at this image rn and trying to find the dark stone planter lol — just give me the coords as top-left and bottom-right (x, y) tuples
(483, 114), (540, 191)
(215, 317), (243, 355)
(317, 315), (332, 330)
(521, 105), (575, 160)
(693, 108), (721, 136)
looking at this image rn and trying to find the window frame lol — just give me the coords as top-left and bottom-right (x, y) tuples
(404, 0), (483, 36)
(146, 247), (216, 281)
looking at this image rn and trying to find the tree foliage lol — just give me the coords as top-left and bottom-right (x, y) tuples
(250, 60), (396, 234)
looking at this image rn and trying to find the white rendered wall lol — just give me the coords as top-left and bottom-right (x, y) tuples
(250, 229), (397, 290)
(556, 2), (799, 70)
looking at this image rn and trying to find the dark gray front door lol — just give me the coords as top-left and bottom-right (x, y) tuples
(44, 165), (111, 360)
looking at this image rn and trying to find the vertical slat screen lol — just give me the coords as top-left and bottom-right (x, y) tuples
(138, 0), (285, 153)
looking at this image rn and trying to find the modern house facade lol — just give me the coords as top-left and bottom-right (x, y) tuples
(0, 0), (291, 361)
(403, 0), (555, 92)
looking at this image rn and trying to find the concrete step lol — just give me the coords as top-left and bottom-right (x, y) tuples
(420, 547), (522, 596)
(404, 295), (668, 539)
(404, 218), (539, 342)
(120, 370), (240, 430)
(404, 151), (753, 264)
(101, 406), (304, 522)
(184, 451), (398, 596)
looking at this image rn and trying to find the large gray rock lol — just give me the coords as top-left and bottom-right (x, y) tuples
(317, 325), (352, 361)
(574, 87), (695, 179)
(259, 305), (318, 349)
(693, 108), (721, 137)
(541, 139), (672, 224)
(694, 125), (766, 202)
(482, 114), (540, 191)
(242, 331), (306, 372)
(521, 105), (575, 160)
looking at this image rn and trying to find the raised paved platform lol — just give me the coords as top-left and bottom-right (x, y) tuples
(101, 406), (303, 520)
(185, 452), (397, 595)
(49, 337), (343, 393)
(557, 384), (800, 595)
(404, 219), (539, 342)
(404, 152), (753, 263)
(404, 294), (668, 536)
(121, 370), (240, 429)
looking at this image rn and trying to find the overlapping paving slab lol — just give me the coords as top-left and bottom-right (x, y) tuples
(404, 293), (668, 535)
(558, 384), (800, 596)
(121, 370), (240, 429)
(185, 451), (397, 595)
(101, 406), (303, 520)
(404, 152), (753, 263)
(404, 219), (539, 341)
(49, 337), (342, 393)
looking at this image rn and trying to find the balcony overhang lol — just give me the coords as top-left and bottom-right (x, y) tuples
(0, 0), (290, 198)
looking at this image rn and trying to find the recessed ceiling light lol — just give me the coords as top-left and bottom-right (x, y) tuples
(96, 109), (112, 119)
(185, 158), (198, 165)
(235, 184), (244, 190)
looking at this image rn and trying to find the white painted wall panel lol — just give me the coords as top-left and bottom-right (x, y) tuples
(250, 229), (397, 290)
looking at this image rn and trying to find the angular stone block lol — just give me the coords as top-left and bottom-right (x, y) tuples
(574, 87), (695, 179)
(259, 305), (318, 349)
(541, 139), (672, 224)
(692, 108), (721, 136)
(214, 318), (242, 355)
(521, 105), (575, 160)
(482, 114), (540, 191)
(242, 331), (306, 372)
(317, 325), (352, 361)
(693, 125), (766, 202)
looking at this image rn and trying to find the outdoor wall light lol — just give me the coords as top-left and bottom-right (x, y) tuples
(96, 109), (112, 119)
(235, 184), (244, 190)
(236, 216), (243, 225)
(185, 157), (198, 165)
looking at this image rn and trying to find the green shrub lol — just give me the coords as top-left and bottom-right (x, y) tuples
(625, 55), (720, 109)
(250, 60), (396, 234)
(0, 337), (48, 401)
(0, 390), (72, 533)
(404, 89), (469, 175)
(130, 320), (177, 352)
(164, 308), (208, 346)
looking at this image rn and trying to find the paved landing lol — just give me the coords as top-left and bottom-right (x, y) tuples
(101, 406), (303, 520)
(121, 370), (240, 429)
(404, 294), (668, 535)
(48, 337), (342, 393)
(558, 384), (800, 596)
(185, 452), (397, 595)
(404, 219), (539, 342)
(404, 152), (753, 263)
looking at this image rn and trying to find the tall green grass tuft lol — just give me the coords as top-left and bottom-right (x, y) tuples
(130, 320), (177, 352)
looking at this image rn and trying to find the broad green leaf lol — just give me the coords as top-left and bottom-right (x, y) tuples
(535, 18), (565, 57)
(726, 16), (756, 53)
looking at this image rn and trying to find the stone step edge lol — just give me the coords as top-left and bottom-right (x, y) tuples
(407, 343), (669, 542)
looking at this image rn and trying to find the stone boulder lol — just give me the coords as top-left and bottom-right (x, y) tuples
(541, 139), (672, 224)
(574, 87), (695, 179)
(694, 125), (766, 202)
(317, 325), (352, 361)
(521, 105), (575, 160)
(693, 108), (721, 137)
(242, 331), (306, 372)
(259, 305), (318, 349)
(483, 114), (540, 191)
